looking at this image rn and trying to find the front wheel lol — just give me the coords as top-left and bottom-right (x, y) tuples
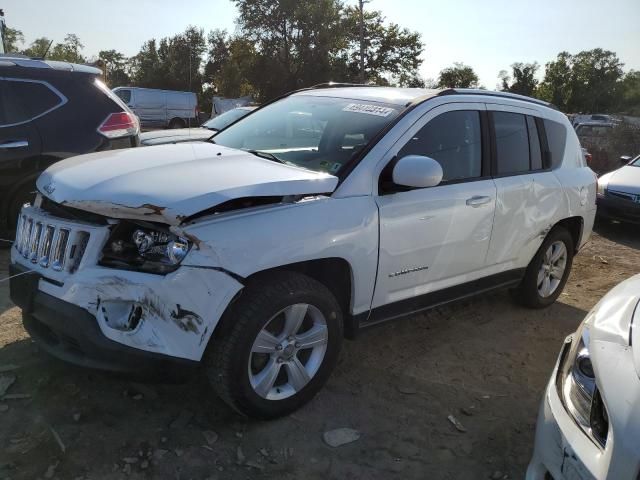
(205, 272), (343, 419)
(514, 226), (574, 309)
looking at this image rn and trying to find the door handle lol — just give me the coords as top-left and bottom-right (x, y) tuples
(466, 195), (492, 207)
(0, 140), (28, 150)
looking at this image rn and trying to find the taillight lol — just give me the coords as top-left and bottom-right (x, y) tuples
(98, 112), (139, 139)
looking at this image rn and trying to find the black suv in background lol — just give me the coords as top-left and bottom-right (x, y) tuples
(0, 55), (140, 238)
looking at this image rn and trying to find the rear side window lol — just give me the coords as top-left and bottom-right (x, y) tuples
(493, 112), (529, 174)
(0, 79), (64, 126)
(398, 110), (482, 182)
(544, 119), (567, 169)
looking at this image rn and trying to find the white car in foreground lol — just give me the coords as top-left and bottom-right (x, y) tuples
(527, 275), (640, 479)
(10, 86), (596, 418)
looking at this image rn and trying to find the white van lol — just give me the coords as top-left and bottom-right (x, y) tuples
(113, 87), (198, 129)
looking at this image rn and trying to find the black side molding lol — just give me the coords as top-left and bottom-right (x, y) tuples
(355, 268), (526, 329)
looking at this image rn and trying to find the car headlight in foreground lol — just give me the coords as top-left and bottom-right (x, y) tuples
(557, 321), (609, 447)
(100, 221), (191, 274)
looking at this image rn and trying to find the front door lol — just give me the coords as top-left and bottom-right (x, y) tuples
(373, 103), (497, 312)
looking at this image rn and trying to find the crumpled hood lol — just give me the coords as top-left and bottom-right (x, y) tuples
(607, 165), (640, 195)
(584, 273), (640, 378)
(139, 128), (214, 146)
(37, 142), (338, 225)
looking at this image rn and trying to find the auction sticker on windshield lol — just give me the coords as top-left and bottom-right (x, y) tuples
(342, 103), (395, 117)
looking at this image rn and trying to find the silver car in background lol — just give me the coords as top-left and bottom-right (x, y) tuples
(139, 106), (256, 146)
(596, 154), (640, 224)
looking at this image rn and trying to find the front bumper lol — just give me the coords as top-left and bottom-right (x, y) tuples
(596, 194), (640, 224)
(10, 206), (244, 364)
(527, 339), (640, 480)
(10, 264), (198, 377)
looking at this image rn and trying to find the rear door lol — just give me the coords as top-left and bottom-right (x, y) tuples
(485, 106), (563, 268)
(0, 78), (44, 171)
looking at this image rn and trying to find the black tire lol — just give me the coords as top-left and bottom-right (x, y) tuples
(205, 271), (343, 419)
(513, 226), (574, 309)
(168, 118), (186, 129)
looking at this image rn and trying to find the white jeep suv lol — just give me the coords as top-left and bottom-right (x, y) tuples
(9, 86), (597, 418)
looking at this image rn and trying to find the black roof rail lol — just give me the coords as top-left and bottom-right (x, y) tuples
(308, 82), (376, 89)
(438, 88), (559, 110)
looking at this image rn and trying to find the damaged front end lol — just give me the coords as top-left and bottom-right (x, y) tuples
(11, 143), (338, 371)
(10, 197), (244, 370)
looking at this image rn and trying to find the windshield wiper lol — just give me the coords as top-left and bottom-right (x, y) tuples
(245, 149), (287, 164)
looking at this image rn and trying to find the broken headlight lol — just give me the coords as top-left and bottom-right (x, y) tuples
(558, 322), (609, 447)
(100, 221), (191, 274)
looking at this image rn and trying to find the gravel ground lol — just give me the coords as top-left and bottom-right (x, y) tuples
(0, 221), (638, 480)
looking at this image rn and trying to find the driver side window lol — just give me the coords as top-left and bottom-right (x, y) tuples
(398, 110), (482, 183)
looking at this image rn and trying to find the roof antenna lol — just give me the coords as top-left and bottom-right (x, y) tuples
(42, 39), (54, 59)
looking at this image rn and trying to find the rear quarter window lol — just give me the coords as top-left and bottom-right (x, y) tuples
(544, 119), (567, 169)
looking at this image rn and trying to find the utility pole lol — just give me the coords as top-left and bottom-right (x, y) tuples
(358, 0), (366, 83)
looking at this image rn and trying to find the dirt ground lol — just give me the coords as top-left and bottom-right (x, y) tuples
(0, 221), (638, 480)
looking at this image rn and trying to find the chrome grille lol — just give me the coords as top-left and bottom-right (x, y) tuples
(14, 211), (90, 273)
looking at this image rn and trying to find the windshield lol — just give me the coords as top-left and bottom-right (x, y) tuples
(203, 108), (253, 131)
(631, 155), (640, 167)
(212, 94), (400, 175)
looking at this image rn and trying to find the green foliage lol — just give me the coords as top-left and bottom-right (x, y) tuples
(22, 37), (53, 58)
(49, 34), (86, 63)
(437, 63), (479, 88)
(618, 70), (640, 115)
(131, 26), (206, 92)
(234, 0), (346, 100)
(99, 49), (130, 87)
(499, 62), (539, 96)
(339, 6), (424, 86)
(3, 26), (23, 53)
(538, 49), (624, 112)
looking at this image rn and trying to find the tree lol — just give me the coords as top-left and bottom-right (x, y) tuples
(204, 32), (257, 98)
(130, 39), (161, 88)
(538, 49), (624, 112)
(619, 70), (640, 115)
(569, 49), (623, 112)
(235, 0), (345, 100)
(339, 6), (424, 85)
(233, 0), (424, 100)
(437, 63), (479, 88)
(499, 62), (539, 96)
(22, 37), (53, 58)
(4, 26), (24, 53)
(99, 49), (130, 87)
(49, 34), (85, 63)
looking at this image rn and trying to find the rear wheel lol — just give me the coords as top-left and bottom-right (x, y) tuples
(205, 271), (343, 419)
(168, 118), (185, 129)
(514, 226), (574, 309)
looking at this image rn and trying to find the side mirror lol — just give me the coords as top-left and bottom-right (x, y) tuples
(620, 155), (632, 165)
(392, 155), (443, 189)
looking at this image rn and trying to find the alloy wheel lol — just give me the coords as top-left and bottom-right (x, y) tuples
(248, 303), (328, 400)
(537, 240), (567, 298)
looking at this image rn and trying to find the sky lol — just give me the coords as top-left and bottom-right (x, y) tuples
(4, 0), (640, 88)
